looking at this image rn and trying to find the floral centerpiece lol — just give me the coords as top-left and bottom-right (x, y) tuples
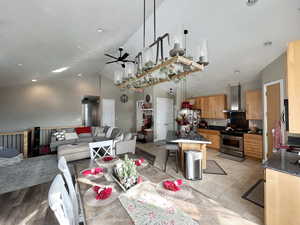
(113, 155), (141, 190)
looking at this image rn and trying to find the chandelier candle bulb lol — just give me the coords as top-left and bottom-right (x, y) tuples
(114, 70), (123, 84)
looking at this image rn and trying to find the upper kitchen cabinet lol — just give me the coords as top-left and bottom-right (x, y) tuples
(245, 90), (262, 120)
(202, 94), (227, 119)
(287, 40), (300, 134)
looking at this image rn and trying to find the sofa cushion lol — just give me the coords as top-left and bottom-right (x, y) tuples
(50, 139), (77, 148)
(78, 133), (92, 138)
(65, 132), (79, 140)
(93, 137), (110, 142)
(75, 127), (91, 134)
(77, 137), (93, 143)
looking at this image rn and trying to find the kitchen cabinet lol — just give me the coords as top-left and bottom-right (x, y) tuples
(244, 133), (263, 159)
(287, 40), (300, 134)
(201, 95), (227, 119)
(265, 168), (300, 225)
(245, 90), (262, 120)
(198, 129), (220, 150)
(185, 94), (227, 119)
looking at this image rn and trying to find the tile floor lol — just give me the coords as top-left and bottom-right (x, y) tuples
(137, 142), (264, 225)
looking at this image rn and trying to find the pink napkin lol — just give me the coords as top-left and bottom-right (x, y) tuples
(102, 156), (114, 161)
(135, 158), (145, 166)
(137, 176), (143, 184)
(163, 179), (183, 192)
(93, 186), (113, 200)
(81, 167), (104, 176)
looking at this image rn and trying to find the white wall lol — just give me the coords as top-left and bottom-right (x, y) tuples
(100, 75), (136, 132)
(0, 75), (100, 131)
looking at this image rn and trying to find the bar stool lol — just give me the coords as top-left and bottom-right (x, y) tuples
(164, 144), (179, 173)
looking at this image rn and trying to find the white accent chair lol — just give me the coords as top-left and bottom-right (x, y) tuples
(115, 135), (137, 155)
(89, 140), (114, 160)
(48, 174), (75, 225)
(58, 157), (79, 224)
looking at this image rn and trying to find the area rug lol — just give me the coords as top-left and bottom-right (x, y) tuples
(0, 155), (59, 194)
(242, 179), (264, 208)
(218, 153), (246, 162)
(204, 160), (227, 175)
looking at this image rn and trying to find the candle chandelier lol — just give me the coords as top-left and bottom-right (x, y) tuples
(110, 0), (209, 91)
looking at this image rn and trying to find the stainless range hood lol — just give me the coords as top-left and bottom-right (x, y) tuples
(223, 84), (244, 113)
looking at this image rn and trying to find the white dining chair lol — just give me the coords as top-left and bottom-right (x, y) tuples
(58, 157), (79, 224)
(48, 174), (75, 225)
(89, 140), (114, 160)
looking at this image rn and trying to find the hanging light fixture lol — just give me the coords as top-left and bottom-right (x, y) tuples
(197, 39), (209, 66)
(109, 0), (208, 91)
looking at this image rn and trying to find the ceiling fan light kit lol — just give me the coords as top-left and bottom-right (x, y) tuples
(107, 0), (209, 91)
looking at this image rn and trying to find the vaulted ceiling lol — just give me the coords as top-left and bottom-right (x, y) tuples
(0, 0), (164, 87)
(0, 0), (299, 90)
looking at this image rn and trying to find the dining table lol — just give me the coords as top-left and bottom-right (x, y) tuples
(74, 156), (258, 225)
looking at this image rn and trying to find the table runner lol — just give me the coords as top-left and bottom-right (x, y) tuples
(119, 181), (198, 225)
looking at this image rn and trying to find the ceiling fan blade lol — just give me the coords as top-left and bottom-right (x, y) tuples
(123, 60), (136, 63)
(106, 61), (118, 64)
(104, 54), (118, 60)
(120, 53), (129, 61)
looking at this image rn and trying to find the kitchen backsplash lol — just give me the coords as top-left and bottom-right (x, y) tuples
(205, 119), (228, 127)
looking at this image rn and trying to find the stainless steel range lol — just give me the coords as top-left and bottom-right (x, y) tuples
(220, 130), (245, 158)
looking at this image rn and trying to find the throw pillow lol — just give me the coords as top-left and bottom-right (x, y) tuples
(105, 127), (114, 138)
(53, 132), (65, 141)
(124, 133), (133, 141)
(93, 127), (105, 137)
(75, 127), (91, 134)
(65, 132), (79, 140)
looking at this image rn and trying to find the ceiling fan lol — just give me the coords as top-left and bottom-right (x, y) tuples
(105, 47), (135, 68)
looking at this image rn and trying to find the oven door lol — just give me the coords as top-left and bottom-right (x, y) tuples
(221, 135), (244, 157)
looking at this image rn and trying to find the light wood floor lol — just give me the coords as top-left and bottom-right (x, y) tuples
(0, 182), (58, 225)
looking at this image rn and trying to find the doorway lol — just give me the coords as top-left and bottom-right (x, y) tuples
(102, 99), (115, 127)
(263, 79), (284, 160)
(155, 97), (174, 141)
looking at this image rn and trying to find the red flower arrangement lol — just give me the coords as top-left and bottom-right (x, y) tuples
(82, 167), (104, 176)
(93, 186), (113, 200)
(163, 179), (183, 192)
(102, 156), (114, 161)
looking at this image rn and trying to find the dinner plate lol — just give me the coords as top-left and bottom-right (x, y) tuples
(79, 168), (104, 180)
(95, 157), (121, 168)
(84, 183), (120, 207)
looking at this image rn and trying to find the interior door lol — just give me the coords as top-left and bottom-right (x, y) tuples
(156, 97), (174, 141)
(266, 83), (281, 158)
(102, 99), (115, 127)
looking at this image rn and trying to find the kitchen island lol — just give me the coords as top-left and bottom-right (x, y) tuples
(263, 149), (300, 225)
(166, 131), (211, 170)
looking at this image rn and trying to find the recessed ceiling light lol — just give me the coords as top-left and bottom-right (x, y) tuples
(17, 63), (23, 66)
(52, 67), (69, 73)
(246, 0), (258, 6)
(32, 79), (37, 82)
(77, 73), (82, 77)
(234, 70), (241, 74)
(97, 28), (104, 33)
(264, 41), (272, 46)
